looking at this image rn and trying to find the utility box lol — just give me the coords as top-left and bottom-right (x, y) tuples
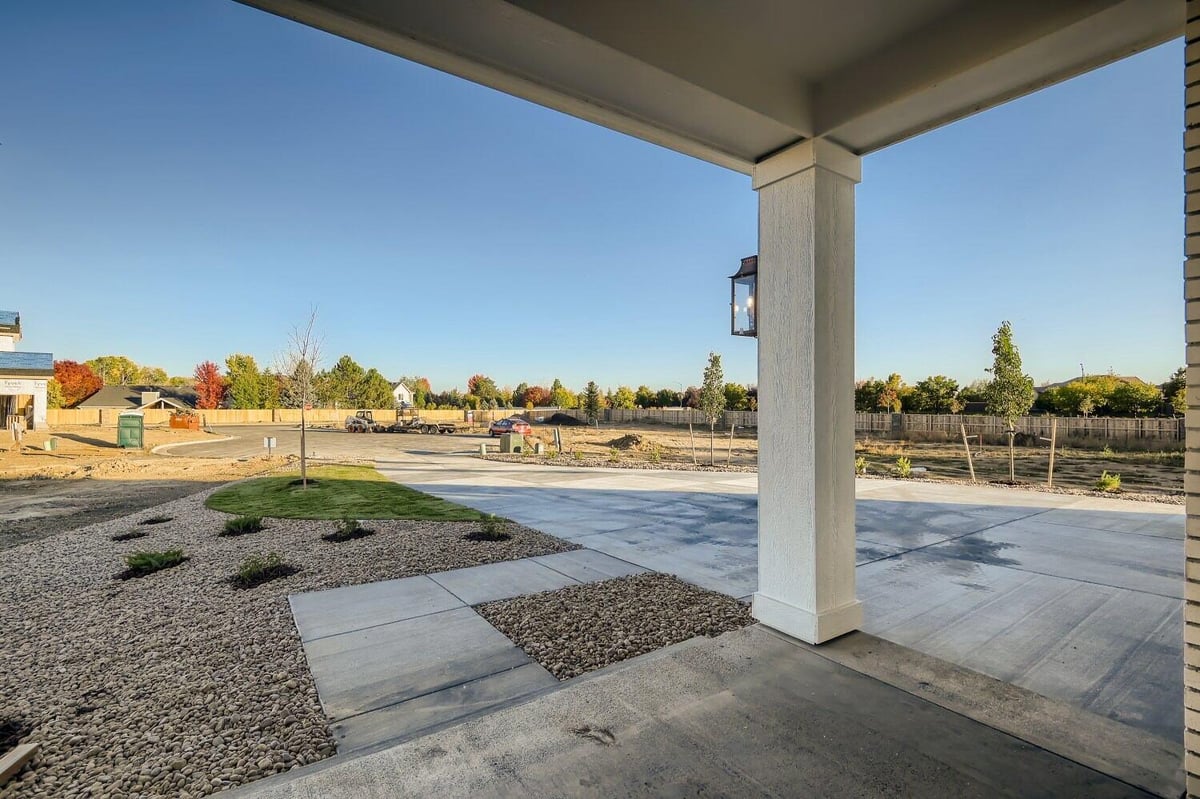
(117, 412), (144, 449)
(499, 432), (524, 453)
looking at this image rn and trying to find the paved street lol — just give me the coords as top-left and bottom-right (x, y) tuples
(172, 425), (1185, 742)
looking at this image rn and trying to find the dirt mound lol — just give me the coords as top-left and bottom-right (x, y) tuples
(608, 434), (643, 450)
(546, 413), (585, 427)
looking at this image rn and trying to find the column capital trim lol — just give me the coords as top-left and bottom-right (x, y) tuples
(752, 138), (861, 191)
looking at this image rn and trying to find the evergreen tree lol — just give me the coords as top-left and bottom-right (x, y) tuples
(224, 354), (264, 409)
(582, 381), (602, 424)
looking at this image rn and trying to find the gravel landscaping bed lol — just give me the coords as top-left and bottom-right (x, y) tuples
(0, 490), (576, 798)
(476, 573), (754, 680)
(857, 472), (1185, 505)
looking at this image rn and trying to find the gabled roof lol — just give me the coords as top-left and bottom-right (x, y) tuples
(76, 385), (199, 410)
(0, 351), (53, 378)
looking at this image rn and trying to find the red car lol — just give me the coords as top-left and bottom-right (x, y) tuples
(489, 417), (532, 437)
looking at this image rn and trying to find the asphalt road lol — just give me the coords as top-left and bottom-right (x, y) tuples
(167, 425), (486, 460)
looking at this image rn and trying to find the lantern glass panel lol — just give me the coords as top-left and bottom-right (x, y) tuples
(732, 275), (756, 336)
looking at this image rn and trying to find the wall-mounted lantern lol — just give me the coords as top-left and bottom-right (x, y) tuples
(729, 255), (757, 337)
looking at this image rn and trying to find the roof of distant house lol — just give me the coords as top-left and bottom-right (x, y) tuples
(0, 351), (53, 377)
(76, 385), (199, 410)
(1035, 375), (1147, 393)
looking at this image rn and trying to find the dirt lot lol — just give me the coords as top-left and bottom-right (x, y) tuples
(0, 426), (288, 550)
(522, 421), (1182, 495)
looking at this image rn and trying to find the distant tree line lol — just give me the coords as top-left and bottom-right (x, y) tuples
(856, 368), (1185, 419)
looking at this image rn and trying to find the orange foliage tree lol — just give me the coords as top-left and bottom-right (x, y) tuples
(193, 361), (226, 409)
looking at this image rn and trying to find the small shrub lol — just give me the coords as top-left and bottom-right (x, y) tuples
(138, 515), (173, 526)
(572, 450), (584, 461)
(648, 445), (662, 464)
(119, 549), (186, 579)
(547, 449), (560, 459)
(112, 530), (149, 542)
(608, 447), (620, 463)
(463, 514), (512, 542)
(1101, 445), (1115, 457)
(1096, 471), (1122, 493)
(321, 518), (376, 543)
(231, 552), (299, 589)
(221, 515), (264, 537)
(895, 456), (912, 478)
(854, 456), (867, 476)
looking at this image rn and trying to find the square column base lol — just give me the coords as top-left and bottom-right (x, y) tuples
(752, 593), (863, 645)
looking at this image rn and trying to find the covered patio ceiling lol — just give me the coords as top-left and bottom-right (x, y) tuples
(239, 0), (1181, 173)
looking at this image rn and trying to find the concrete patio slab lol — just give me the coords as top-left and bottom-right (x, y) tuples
(230, 625), (1174, 799)
(303, 606), (531, 721)
(428, 558), (580, 605)
(289, 575), (462, 642)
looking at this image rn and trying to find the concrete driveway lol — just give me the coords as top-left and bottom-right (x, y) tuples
(376, 451), (1184, 745)
(174, 427), (1184, 743)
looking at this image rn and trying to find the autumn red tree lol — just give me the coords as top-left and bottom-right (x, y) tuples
(524, 386), (551, 406)
(52, 360), (103, 407)
(193, 361), (226, 409)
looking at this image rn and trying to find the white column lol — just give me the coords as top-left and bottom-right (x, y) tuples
(752, 139), (862, 644)
(32, 381), (47, 430)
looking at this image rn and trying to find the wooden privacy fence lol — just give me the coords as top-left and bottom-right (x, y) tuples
(855, 412), (1185, 443)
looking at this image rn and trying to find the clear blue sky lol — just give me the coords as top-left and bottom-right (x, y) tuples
(0, 2), (1184, 394)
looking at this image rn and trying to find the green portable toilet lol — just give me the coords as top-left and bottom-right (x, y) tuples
(117, 411), (145, 449)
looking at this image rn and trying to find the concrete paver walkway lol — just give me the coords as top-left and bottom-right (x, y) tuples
(289, 549), (645, 753)
(376, 453), (1185, 742)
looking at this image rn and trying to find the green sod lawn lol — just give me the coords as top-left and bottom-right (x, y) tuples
(205, 464), (487, 521)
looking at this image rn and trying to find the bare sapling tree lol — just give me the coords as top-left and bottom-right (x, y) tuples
(700, 352), (727, 466)
(984, 320), (1035, 483)
(277, 308), (323, 488)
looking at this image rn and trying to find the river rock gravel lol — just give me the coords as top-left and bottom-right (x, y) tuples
(476, 573), (754, 680)
(0, 488), (576, 797)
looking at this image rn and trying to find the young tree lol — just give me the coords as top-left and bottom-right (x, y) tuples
(53, 360), (103, 407)
(193, 361), (226, 409)
(278, 308), (323, 488)
(984, 321), (1036, 482)
(700, 352), (727, 465)
(225, 354), (264, 409)
(582, 381), (602, 424)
